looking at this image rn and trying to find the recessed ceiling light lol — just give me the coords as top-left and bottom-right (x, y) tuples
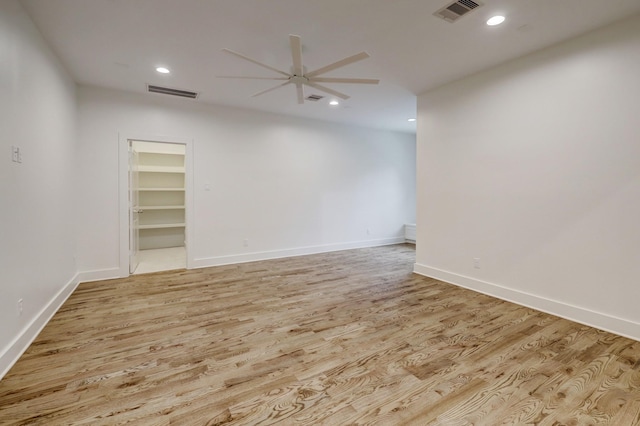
(329, 100), (339, 106)
(408, 118), (416, 122)
(487, 15), (505, 26)
(156, 67), (170, 74)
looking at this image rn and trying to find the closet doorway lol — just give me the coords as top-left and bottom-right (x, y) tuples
(129, 140), (187, 274)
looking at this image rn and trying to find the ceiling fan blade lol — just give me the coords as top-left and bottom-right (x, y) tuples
(290, 35), (303, 77)
(216, 76), (289, 80)
(296, 84), (304, 104)
(251, 81), (291, 98)
(311, 77), (379, 85)
(222, 48), (291, 77)
(306, 52), (370, 78)
(304, 81), (350, 100)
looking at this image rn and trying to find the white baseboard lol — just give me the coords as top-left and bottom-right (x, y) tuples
(77, 267), (122, 283)
(193, 237), (406, 269)
(413, 263), (640, 342)
(0, 273), (80, 381)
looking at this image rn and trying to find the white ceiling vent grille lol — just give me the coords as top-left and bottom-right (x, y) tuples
(305, 94), (324, 102)
(434, 0), (483, 23)
(147, 84), (199, 99)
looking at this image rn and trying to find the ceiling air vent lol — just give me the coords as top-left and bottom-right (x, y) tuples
(147, 84), (199, 99)
(434, 0), (483, 23)
(305, 94), (324, 102)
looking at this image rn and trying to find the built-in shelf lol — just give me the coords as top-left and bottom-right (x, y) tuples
(139, 187), (185, 192)
(139, 205), (185, 210)
(138, 223), (186, 230)
(138, 165), (185, 173)
(133, 142), (186, 250)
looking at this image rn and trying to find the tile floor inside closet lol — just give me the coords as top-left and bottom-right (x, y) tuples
(134, 246), (186, 274)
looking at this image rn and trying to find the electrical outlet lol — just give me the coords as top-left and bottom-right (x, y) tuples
(18, 299), (23, 316)
(366, 228), (371, 236)
(11, 146), (19, 163)
(243, 239), (249, 247)
(473, 258), (481, 269)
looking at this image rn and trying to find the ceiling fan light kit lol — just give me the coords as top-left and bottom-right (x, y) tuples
(218, 35), (379, 104)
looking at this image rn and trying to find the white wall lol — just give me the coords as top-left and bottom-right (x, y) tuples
(0, 0), (79, 377)
(77, 87), (416, 277)
(415, 15), (640, 340)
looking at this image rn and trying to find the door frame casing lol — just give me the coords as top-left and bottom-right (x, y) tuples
(118, 133), (194, 277)
(129, 144), (140, 273)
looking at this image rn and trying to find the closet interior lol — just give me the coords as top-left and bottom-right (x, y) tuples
(132, 140), (186, 273)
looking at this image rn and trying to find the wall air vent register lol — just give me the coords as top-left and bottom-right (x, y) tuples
(305, 94), (325, 102)
(147, 84), (199, 99)
(434, 0), (483, 23)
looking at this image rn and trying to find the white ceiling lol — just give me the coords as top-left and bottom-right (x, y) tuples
(21, 0), (640, 133)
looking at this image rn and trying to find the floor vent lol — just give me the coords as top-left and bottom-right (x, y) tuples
(434, 0), (483, 23)
(305, 94), (324, 102)
(147, 84), (199, 99)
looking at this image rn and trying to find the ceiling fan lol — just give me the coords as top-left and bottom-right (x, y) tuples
(218, 35), (379, 104)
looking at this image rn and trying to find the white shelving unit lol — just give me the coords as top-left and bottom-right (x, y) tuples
(138, 223), (186, 230)
(138, 165), (184, 173)
(133, 141), (186, 250)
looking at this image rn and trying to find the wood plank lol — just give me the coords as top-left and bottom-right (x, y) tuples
(0, 244), (639, 424)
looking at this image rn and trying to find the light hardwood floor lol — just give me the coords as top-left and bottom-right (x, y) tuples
(1, 244), (639, 425)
